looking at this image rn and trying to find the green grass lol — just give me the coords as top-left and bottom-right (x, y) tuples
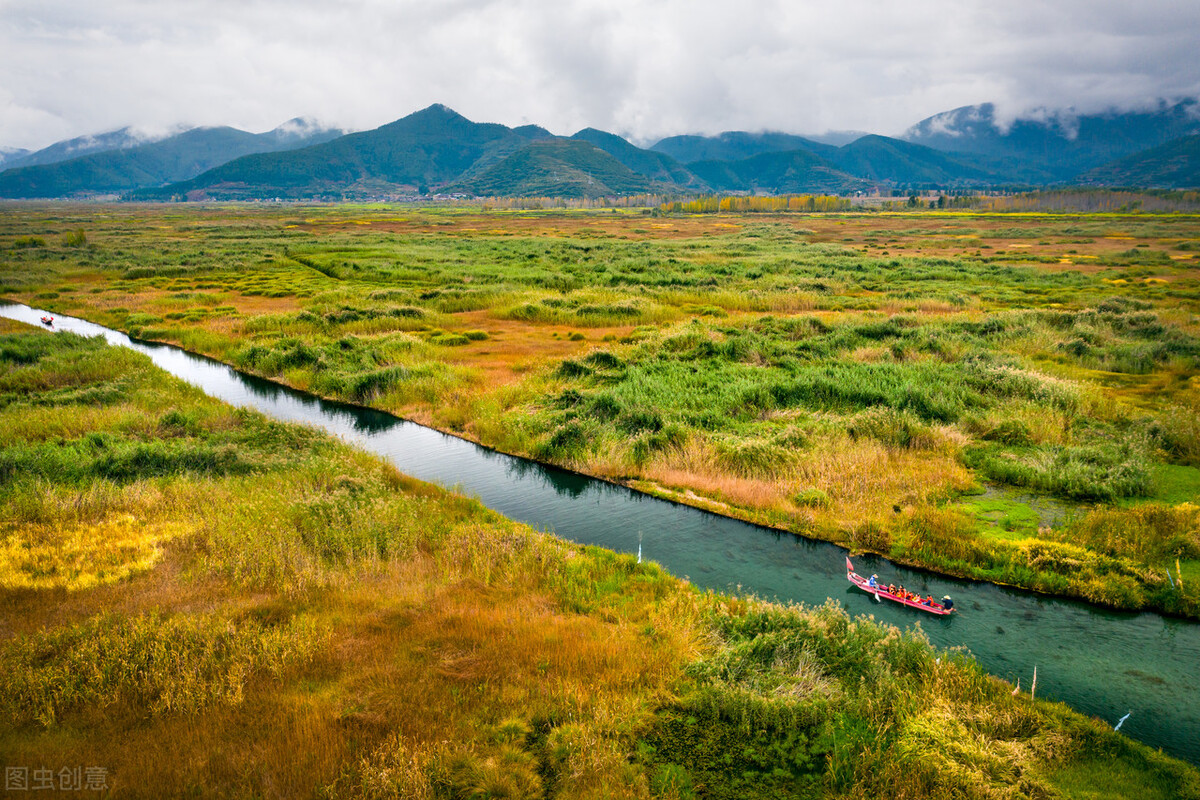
(3, 205), (1200, 621)
(1145, 464), (1200, 506)
(957, 495), (1042, 540)
(1, 314), (1197, 798)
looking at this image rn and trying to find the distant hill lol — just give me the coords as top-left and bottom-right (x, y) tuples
(0, 119), (343, 198)
(903, 100), (1200, 182)
(448, 139), (657, 198)
(17, 99), (1195, 201)
(688, 149), (867, 195)
(138, 107), (1026, 200)
(2, 127), (160, 171)
(826, 135), (1001, 187)
(1078, 134), (1200, 188)
(137, 105), (543, 200)
(570, 128), (706, 188)
(650, 131), (835, 164)
(0, 146), (32, 170)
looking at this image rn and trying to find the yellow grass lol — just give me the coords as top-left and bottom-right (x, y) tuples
(0, 514), (189, 591)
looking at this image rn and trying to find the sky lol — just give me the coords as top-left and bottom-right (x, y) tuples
(2, 0), (1199, 151)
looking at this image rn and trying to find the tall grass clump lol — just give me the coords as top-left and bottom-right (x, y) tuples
(712, 436), (797, 479)
(1, 611), (329, 726)
(846, 407), (939, 450)
(970, 443), (1152, 501)
(1062, 504), (1200, 563)
(903, 507), (993, 566)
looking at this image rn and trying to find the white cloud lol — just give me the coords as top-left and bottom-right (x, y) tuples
(1, 0), (1198, 149)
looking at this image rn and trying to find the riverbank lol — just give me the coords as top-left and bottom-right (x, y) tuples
(1, 204), (1198, 622)
(3, 319), (1198, 797)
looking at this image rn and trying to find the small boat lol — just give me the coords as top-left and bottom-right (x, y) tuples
(846, 557), (954, 615)
(40, 316), (53, 326)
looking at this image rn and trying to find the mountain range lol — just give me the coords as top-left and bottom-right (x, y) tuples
(2, 100), (1197, 200)
(0, 119), (342, 199)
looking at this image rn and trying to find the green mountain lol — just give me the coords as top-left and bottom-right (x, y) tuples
(903, 100), (1200, 182)
(826, 135), (1001, 187)
(0, 120), (343, 198)
(2, 127), (164, 172)
(1078, 134), (1200, 188)
(650, 131), (836, 164)
(570, 128), (706, 188)
(136, 105), (541, 200)
(447, 139), (656, 198)
(688, 148), (867, 194)
(0, 147), (29, 170)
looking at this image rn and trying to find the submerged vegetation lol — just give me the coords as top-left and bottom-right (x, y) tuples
(0, 322), (1196, 797)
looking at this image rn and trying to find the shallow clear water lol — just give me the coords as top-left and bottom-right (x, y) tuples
(4, 303), (1198, 765)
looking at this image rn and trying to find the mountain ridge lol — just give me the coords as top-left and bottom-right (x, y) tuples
(8, 99), (1200, 199)
(0, 119), (344, 199)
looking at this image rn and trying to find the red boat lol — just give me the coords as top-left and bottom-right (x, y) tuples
(846, 557), (954, 615)
(40, 316), (53, 326)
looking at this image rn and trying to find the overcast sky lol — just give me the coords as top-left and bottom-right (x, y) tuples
(2, 0), (1199, 150)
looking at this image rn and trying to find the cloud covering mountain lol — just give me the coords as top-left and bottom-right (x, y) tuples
(3, 0), (1198, 152)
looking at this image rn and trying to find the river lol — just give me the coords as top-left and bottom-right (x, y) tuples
(3, 302), (1198, 764)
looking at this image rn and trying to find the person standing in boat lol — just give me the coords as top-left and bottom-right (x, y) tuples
(867, 574), (878, 589)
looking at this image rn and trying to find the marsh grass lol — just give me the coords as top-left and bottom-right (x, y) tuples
(0, 280), (1196, 796)
(1, 610), (329, 726)
(4, 206), (1200, 619)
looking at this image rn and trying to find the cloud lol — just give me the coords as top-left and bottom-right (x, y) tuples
(1, 0), (1198, 149)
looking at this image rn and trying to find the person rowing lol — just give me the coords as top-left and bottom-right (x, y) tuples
(845, 558), (955, 615)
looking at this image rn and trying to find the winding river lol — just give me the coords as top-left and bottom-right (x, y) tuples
(4, 302), (1198, 765)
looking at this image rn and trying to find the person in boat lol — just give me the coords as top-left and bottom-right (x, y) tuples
(942, 595), (954, 611)
(867, 574), (878, 589)
(888, 584), (896, 595)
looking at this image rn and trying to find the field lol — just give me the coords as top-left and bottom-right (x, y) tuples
(3, 203), (1198, 619)
(1, 319), (1197, 798)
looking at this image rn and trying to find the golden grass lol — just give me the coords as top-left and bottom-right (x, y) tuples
(0, 514), (188, 590)
(631, 434), (972, 539)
